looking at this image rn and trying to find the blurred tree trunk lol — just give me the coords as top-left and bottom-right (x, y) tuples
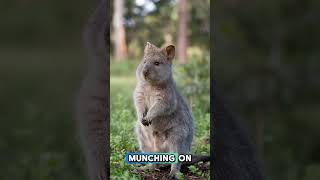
(112, 0), (127, 61)
(177, 0), (188, 64)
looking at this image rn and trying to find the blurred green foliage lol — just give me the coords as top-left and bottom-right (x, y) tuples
(174, 52), (210, 112)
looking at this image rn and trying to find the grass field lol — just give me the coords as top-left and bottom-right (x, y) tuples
(110, 60), (210, 179)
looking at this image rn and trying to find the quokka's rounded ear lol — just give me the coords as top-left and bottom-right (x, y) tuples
(163, 45), (175, 61)
(146, 42), (152, 48)
(144, 42), (154, 54)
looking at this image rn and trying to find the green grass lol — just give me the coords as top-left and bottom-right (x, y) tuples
(110, 60), (210, 179)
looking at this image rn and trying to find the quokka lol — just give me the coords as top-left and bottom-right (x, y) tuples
(134, 42), (194, 178)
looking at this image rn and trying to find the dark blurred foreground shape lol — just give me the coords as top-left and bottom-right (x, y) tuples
(212, 81), (266, 180)
(77, 0), (109, 179)
(0, 0), (109, 180)
(214, 0), (320, 180)
(0, 0), (107, 179)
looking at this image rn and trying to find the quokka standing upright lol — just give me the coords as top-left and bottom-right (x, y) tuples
(134, 42), (195, 178)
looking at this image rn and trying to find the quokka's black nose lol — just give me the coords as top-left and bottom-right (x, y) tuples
(143, 70), (149, 77)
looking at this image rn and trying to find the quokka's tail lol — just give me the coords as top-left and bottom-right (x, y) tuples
(76, 0), (109, 180)
(182, 155), (210, 166)
(158, 154), (210, 172)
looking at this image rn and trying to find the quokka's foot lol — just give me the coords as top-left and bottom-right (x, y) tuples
(166, 173), (178, 180)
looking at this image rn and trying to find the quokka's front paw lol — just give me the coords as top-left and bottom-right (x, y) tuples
(141, 117), (151, 126)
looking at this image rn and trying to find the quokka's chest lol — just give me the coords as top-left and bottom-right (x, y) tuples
(143, 91), (164, 107)
(141, 86), (164, 104)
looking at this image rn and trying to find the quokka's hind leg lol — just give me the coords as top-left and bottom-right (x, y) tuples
(135, 124), (154, 152)
(167, 138), (191, 179)
(165, 144), (181, 178)
(135, 124), (160, 171)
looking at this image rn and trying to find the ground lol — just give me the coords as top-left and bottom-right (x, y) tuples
(133, 161), (210, 179)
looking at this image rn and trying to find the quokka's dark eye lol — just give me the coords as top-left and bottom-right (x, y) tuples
(154, 62), (160, 66)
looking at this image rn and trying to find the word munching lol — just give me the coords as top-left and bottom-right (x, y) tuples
(126, 152), (192, 164)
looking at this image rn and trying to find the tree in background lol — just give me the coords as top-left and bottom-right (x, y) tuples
(177, 0), (188, 64)
(109, 0), (209, 61)
(112, 0), (128, 61)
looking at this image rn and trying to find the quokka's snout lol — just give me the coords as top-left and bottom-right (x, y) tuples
(142, 68), (149, 78)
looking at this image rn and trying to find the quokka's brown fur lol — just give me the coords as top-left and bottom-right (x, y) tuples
(134, 42), (195, 178)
